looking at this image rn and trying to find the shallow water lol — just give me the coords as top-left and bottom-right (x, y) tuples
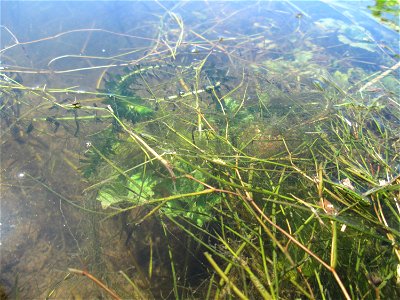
(1, 1), (399, 299)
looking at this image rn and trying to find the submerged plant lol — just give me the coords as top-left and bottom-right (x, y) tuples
(101, 67), (154, 124)
(1, 2), (399, 299)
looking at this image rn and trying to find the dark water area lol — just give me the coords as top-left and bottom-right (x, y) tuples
(1, 1), (399, 299)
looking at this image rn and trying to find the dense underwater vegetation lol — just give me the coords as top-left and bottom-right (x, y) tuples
(1, 1), (399, 299)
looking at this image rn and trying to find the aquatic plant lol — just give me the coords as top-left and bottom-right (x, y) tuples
(101, 67), (154, 124)
(369, 0), (400, 32)
(1, 1), (399, 299)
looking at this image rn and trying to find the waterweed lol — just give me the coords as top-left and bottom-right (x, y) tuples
(1, 2), (399, 298)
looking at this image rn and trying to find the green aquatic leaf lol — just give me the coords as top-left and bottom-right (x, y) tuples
(92, 139), (220, 225)
(161, 166), (221, 226)
(125, 172), (156, 200)
(97, 180), (128, 209)
(333, 70), (350, 87)
(224, 97), (240, 112)
(96, 171), (156, 209)
(102, 66), (154, 124)
(163, 192), (220, 227)
(105, 95), (153, 123)
(369, 0), (400, 32)
(97, 187), (122, 209)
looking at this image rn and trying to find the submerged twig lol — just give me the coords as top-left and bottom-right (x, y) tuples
(68, 268), (121, 300)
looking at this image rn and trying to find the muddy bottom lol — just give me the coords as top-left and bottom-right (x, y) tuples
(0, 132), (137, 298)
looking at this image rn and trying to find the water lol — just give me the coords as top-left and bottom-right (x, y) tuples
(1, 1), (399, 299)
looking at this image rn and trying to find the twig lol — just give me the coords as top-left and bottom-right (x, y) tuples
(204, 252), (249, 300)
(359, 61), (400, 92)
(108, 107), (176, 184)
(68, 268), (121, 300)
